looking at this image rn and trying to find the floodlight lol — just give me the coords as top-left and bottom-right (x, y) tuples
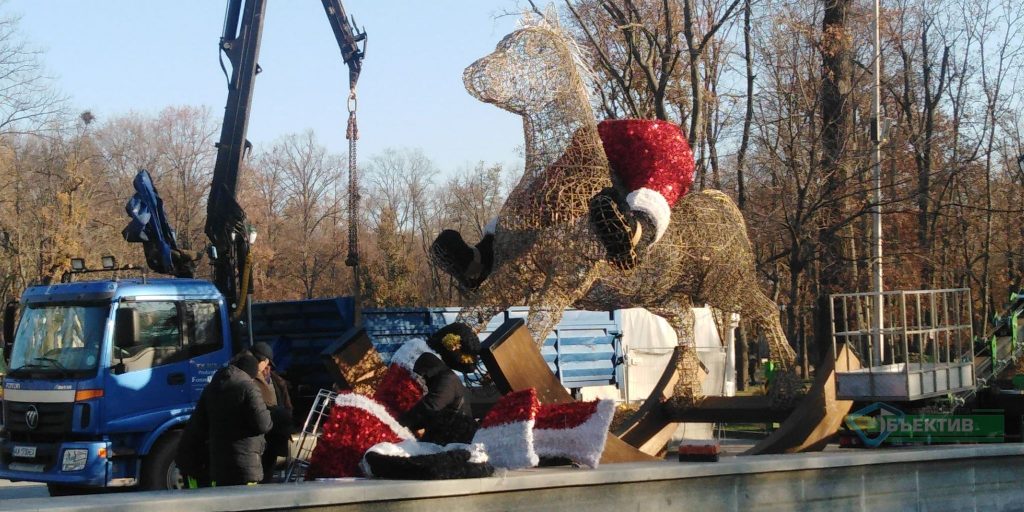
(70, 258), (86, 271)
(101, 255), (117, 270)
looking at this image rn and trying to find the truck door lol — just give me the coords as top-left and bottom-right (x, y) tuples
(103, 300), (189, 433)
(182, 300), (226, 403)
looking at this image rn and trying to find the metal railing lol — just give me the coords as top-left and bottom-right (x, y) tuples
(831, 289), (974, 401)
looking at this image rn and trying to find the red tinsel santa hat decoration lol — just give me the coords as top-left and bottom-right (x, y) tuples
(372, 323), (481, 418)
(471, 388), (540, 469)
(533, 399), (615, 468)
(305, 392), (414, 479)
(598, 119), (695, 243)
(372, 338), (437, 418)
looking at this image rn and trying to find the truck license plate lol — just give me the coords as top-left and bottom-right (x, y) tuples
(8, 462), (44, 472)
(12, 446), (36, 458)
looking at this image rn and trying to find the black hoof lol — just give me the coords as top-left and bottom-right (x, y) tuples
(430, 230), (492, 290)
(588, 189), (639, 270)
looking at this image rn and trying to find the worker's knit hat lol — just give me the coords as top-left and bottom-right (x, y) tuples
(232, 353), (260, 379)
(251, 342), (274, 363)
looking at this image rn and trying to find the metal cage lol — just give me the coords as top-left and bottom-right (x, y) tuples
(831, 289), (974, 401)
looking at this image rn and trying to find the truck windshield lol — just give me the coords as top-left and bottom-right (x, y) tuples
(9, 304), (110, 375)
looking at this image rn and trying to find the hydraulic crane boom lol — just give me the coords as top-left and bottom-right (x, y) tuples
(205, 0), (266, 317)
(204, 0), (366, 317)
(322, 0), (365, 87)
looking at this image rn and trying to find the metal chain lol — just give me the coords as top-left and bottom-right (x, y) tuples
(345, 88), (359, 268)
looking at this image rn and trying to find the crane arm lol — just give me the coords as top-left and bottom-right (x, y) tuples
(321, 0), (367, 89)
(204, 0), (366, 314)
(205, 0), (267, 312)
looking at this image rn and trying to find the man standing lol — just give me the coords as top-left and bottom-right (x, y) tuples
(250, 341), (293, 482)
(177, 353), (272, 486)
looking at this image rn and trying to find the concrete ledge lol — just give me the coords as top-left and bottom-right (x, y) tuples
(3, 444), (1024, 511)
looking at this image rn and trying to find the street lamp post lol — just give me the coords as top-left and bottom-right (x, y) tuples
(870, 0), (885, 365)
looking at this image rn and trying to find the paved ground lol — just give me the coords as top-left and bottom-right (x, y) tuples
(0, 479), (48, 500)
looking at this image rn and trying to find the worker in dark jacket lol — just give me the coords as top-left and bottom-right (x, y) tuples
(250, 341), (293, 482)
(399, 323), (481, 445)
(177, 353), (272, 486)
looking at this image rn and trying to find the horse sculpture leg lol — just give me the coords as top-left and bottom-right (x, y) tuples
(524, 261), (602, 346)
(648, 302), (704, 406)
(525, 307), (564, 347)
(456, 301), (507, 335)
(454, 256), (527, 335)
(743, 289), (800, 405)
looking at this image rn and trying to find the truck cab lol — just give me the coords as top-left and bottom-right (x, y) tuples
(0, 278), (232, 491)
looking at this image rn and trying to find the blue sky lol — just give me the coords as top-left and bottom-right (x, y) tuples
(9, 0), (528, 173)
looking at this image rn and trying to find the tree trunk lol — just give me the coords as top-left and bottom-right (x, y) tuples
(682, 0), (703, 155)
(813, 0), (855, 358)
(736, 0), (753, 211)
(736, 322), (748, 391)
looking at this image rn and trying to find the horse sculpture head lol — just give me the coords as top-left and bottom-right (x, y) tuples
(464, 15), (591, 116)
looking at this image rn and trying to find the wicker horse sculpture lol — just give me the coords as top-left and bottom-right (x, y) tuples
(442, 16), (796, 402)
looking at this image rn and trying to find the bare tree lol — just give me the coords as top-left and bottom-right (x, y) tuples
(362, 147), (439, 300)
(363, 147), (438, 232)
(735, 0), (754, 211)
(888, 0), (953, 289)
(970, 0), (1024, 327)
(153, 106), (217, 250)
(0, 11), (64, 136)
(262, 131), (345, 299)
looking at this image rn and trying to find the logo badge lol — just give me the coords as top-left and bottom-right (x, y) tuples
(845, 402), (905, 447)
(25, 405), (39, 430)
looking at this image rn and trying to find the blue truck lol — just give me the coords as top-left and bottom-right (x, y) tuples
(1, 278), (232, 492)
(0, 283), (621, 494)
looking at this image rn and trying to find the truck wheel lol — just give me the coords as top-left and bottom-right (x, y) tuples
(140, 430), (184, 491)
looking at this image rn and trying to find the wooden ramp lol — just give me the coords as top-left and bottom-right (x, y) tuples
(612, 344), (861, 456)
(481, 319), (658, 463)
(743, 344), (861, 454)
(612, 347), (683, 456)
(609, 347), (792, 456)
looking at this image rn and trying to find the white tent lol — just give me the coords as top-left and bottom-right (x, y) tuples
(618, 307), (736, 401)
(579, 307), (736, 403)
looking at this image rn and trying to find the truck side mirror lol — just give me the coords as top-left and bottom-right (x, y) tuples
(3, 300), (17, 363)
(115, 307), (140, 352)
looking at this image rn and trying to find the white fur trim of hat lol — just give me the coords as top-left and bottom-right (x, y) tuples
(626, 187), (671, 243)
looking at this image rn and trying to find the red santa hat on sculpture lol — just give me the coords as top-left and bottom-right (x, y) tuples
(471, 388), (539, 469)
(305, 392), (414, 479)
(372, 338), (435, 417)
(598, 119), (695, 243)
